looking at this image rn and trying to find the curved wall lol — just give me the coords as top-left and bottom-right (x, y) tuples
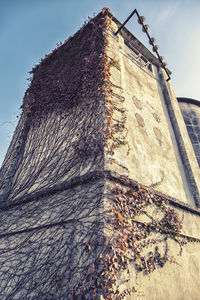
(178, 97), (200, 167)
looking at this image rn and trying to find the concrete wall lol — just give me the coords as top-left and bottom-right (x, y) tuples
(0, 97), (105, 203)
(0, 178), (106, 299)
(104, 178), (200, 300)
(104, 15), (200, 300)
(104, 19), (200, 207)
(128, 237), (200, 300)
(105, 177), (200, 300)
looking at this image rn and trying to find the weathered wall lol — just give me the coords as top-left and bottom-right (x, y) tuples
(103, 15), (200, 300)
(128, 241), (200, 300)
(102, 176), (200, 300)
(104, 19), (200, 207)
(0, 97), (105, 203)
(0, 178), (106, 299)
(162, 84), (200, 207)
(124, 195), (200, 300)
(0, 10), (109, 206)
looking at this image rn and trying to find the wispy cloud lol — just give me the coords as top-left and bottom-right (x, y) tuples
(153, 1), (181, 29)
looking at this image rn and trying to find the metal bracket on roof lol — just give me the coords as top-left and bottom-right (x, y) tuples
(115, 9), (171, 81)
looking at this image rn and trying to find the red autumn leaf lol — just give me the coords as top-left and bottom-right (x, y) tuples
(88, 263), (95, 274)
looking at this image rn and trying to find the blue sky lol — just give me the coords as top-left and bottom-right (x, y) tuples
(0, 0), (200, 165)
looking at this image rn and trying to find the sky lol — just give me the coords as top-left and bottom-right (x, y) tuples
(0, 0), (200, 165)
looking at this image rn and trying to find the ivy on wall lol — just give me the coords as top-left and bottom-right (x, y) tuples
(22, 9), (109, 119)
(9, 7), (194, 300)
(73, 182), (187, 299)
(47, 8), (189, 300)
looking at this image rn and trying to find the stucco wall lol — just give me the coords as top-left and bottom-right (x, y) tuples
(127, 241), (200, 300)
(104, 177), (200, 300)
(0, 97), (105, 203)
(121, 201), (200, 300)
(104, 20), (198, 206)
(0, 178), (105, 299)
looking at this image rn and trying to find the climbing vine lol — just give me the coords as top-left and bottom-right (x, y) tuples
(73, 181), (187, 299)
(22, 9), (109, 119)
(0, 7), (196, 300)
(22, 8), (188, 299)
(22, 7), (129, 168)
(102, 16), (130, 173)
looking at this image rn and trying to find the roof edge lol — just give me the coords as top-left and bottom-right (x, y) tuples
(177, 97), (200, 107)
(107, 10), (172, 75)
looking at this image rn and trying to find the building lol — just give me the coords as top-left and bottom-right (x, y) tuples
(178, 97), (200, 168)
(0, 8), (200, 300)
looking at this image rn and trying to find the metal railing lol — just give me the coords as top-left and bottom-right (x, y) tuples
(115, 9), (171, 81)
